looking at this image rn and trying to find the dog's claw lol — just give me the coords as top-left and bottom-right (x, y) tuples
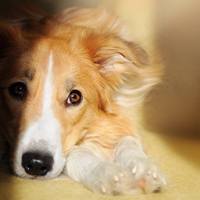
(132, 165), (137, 175)
(113, 175), (119, 182)
(162, 178), (167, 186)
(147, 171), (152, 176)
(152, 171), (157, 180)
(101, 185), (106, 194)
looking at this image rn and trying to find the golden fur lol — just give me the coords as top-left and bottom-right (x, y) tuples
(0, 5), (164, 195)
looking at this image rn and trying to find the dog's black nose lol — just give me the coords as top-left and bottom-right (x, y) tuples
(22, 152), (54, 176)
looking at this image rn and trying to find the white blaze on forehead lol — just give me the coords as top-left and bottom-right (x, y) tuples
(14, 51), (65, 179)
(43, 52), (53, 115)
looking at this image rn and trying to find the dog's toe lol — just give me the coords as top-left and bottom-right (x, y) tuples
(127, 158), (167, 193)
(88, 162), (142, 195)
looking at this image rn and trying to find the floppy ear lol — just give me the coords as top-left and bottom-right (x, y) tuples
(0, 23), (30, 84)
(0, 23), (25, 60)
(85, 35), (161, 108)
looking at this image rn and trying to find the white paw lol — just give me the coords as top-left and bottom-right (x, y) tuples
(86, 161), (141, 195)
(125, 157), (167, 193)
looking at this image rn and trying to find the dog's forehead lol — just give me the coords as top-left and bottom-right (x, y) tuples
(31, 38), (89, 70)
(29, 38), (96, 84)
(21, 37), (99, 103)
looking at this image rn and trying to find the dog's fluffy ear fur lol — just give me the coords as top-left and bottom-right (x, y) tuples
(0, 23), (24, 60)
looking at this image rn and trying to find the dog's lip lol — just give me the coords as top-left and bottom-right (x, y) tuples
(20, 167), (65, 180)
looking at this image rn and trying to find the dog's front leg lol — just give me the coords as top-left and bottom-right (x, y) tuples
(114, 136), (167, 193)
(64, 146), (140, 195)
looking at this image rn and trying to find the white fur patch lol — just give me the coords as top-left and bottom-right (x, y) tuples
(64, 136), (167, 195)
(14, 52), (65, 179)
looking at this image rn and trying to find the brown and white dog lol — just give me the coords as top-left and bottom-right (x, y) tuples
(0, 5), (166, 195)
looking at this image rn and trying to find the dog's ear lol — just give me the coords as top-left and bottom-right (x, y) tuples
(85, 35), (161, 108)
(0, 23), (25, 60)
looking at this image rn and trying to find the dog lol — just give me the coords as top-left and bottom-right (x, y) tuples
(0, 5), (166, 195)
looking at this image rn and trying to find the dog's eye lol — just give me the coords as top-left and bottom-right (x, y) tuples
(8, 82), (27, 100)
(66, 90), (82, 106)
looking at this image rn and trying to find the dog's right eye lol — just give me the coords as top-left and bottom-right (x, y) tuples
(8, 82), (27, 100)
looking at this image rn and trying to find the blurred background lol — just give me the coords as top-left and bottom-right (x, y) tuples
(1, 0), (200, 139)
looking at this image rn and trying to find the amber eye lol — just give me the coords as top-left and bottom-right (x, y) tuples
(8, 82), (27, 100)
(66, 90), (82, 106)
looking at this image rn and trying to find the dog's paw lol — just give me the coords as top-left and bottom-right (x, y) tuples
(87, 161), (141, 195)
(125, 157), (167, 193)
(85, 159), (166, 195)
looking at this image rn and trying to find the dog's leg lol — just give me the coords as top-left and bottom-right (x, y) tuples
(114, 136), (167, 193)
(64, 146), (144, 195)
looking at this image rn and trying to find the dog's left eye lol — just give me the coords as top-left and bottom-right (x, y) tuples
(66, 90), (82, 106)
(8, 82), (27, 100)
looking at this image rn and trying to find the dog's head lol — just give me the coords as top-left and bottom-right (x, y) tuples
(0, 7), (160, 179)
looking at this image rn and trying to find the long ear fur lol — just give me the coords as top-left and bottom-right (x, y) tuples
(82, 31), (161, 108)
(0, 23), (24, 60)
(58, 7), (131, 41)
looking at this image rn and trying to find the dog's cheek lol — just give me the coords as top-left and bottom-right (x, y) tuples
(58, 104), (96, 153)
(0, 95), (22, 146)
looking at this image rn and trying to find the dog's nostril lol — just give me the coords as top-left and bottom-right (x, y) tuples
(22, 152), (54, 176)
(25, 164), (33, 171)
(40, 166), (47, 173)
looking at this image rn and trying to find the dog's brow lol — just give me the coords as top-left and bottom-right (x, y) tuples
(66, 80), (75, 92)
(25, 70), (36, 80)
